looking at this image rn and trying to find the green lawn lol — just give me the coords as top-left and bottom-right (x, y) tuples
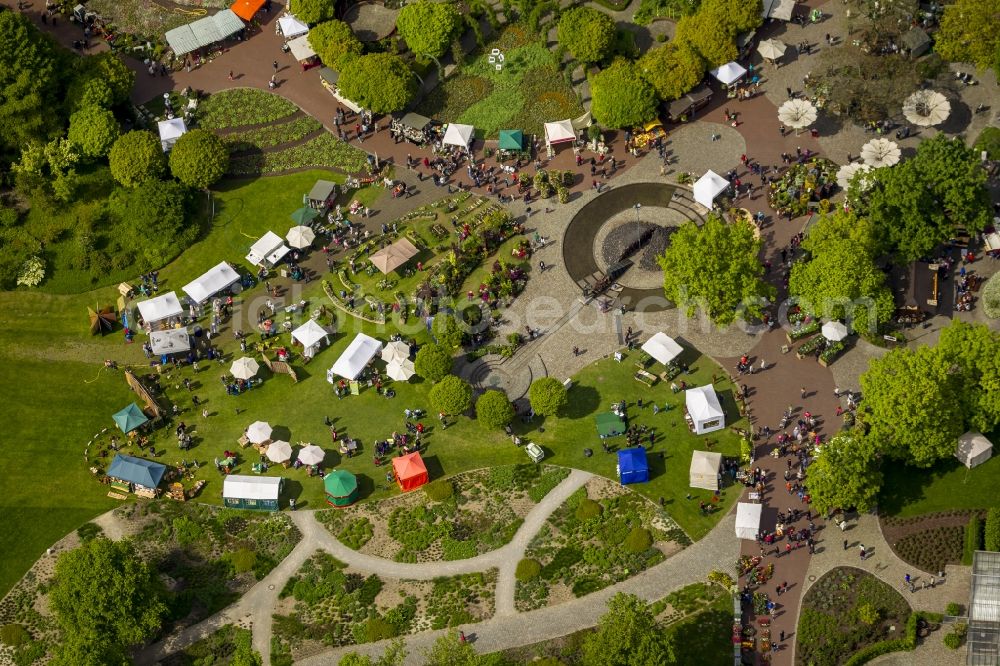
(879, 433), (1000, 517)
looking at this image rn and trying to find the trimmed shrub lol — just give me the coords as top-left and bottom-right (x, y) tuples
(985, 508), (1000, 551)
(515, 558), (542, 581)
(624, 527), (653, 553)
(224, 548), (257, 575)
(946, 602), (962, 616)
(943, 632), (962, 649)
(575, 498), (602, 521)
(963, 515), (982, 565)
(424, 480), (454, 502)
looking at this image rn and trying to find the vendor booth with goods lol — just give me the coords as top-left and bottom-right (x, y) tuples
(223, 475), (283, 510)
(328, 333), (382, 381)
(735, 501), (762, 540)
(106, 454), (166, 498)
(183, 261), (240, 304)
(617, 447), (650, 485)
(685, 385), (725, 434)
(392, 452), (428, 491)
(391, 112), (434, 145)
(136, 291), (184, 329)
(690, 450), (723, 491)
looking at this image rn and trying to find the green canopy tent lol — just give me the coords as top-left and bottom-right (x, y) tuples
(498, 130), (524, 151)
(595, 412), (625, 438)
(290, 206), (319, 225)
(113, 403), (149, 434)
(324, 469), (359, 507)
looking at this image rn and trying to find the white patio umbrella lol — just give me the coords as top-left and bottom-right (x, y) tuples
(296, 443), (325, 466)
(266, 440), (293, 463)
(860, 138), (901, 168)
(230, 357), (260, 380)
(286, 225), (316, 249)
(836, 162), (873, 190)
(822, 321), (849, 342)
(381, 340), (410, 365)
(757, 38), (787, 61)
(902, 90), (950, 127)
(246, 420), (272, 444)
(777, 98), (818, 134)
(386, 358), (416, 381)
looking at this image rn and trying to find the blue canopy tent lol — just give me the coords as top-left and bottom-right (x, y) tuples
(617, 447), (649, 485)
(113, 403), (149, 433)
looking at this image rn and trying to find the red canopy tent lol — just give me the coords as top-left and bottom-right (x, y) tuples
(231, 0), (266, 21)
(392, 452), (428, 492)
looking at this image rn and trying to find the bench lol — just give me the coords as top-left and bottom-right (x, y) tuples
(634, 369), (657, 387)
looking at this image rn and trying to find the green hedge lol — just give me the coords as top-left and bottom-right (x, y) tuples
(843, 612), (944, 666)
(963, 515), (983, 565)
(985, 508), (1000, 551)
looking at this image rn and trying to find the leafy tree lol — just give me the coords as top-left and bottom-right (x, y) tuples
(432, 312), (467, 351)
(48, 538), (165, 664)
(396, 0), (462, 59)
(557, 7), (617, 64)
(476, 389), (514, 429)
(673, 11), (737, 67)
(67, 76), (113, 113)
(908, 134), (991, 235)
(589, 60), (658, 129)
(308, 20), (364, 70)
(339, 53), (417, 114)
(290, 0), (336, 25)
(109, 130), (165, 187)
(430, 375), (473, 415)
(414, 343), (453, 382)
(68, 106), (120, 158)
(581, 593), (675, 666)
(709, 0), (763, 33)
(806, 48), (921, 123)
(936, 321), (1000, 434)
(657, 215), (775, 326)
(107, 179), (192, 268)
(339, 640), (406, 666)
(935, 0), (1000, 76)
(169, 128), (229, 189)
(529, 377), (568, 417)
(806, 435), (883, 514)
(638, 41), (705, 102)
(68, 52), (134, 111)
(424, 630), (506, 666)
(789, 212), (894, 335)
(859, 345), (966, 467)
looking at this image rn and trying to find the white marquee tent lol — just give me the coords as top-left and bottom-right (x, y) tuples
(136, 292), (184, 325)
(735, 502), (762, 540)
(443, 123), (475, 149)
(685, 384), (725, 434)
(277, 14), (308, 39)
(328, 333), (382, 380)
(710, 61), (747, 86)
(149, 328), (190, 356)
(157, 118), (187, 152)
(292, 319), (330, 358)
(246, 231), (290, 267)
(641, 332), (683, 366)
(183, 261), (240, 303)
(288, 35), (316, 62)
(544, 119), (575, 146)
(693, 170), (729, 209)
(224, 475), (282, 501)
(762, 0), (796, 21)
(690, 450), (723, 491)
(957, 432), (994, 469)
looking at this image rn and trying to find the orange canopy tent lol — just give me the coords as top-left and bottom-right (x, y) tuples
(231, 0), (265, 21)
(392, 452), (428, 492)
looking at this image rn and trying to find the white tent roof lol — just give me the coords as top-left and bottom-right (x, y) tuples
(686, 385), (724, 421)
(149, 328), (190, 356)
(641, 332), (683, 365)
(288, 34), (316, 61)
(710, 61), (747, 85)
(822, 320), (849, 341)
(183, 261), (240, 303)
(544, 119), (575, 146)
(957, 432), (993, 467)
(763, 0), (795, 21)
(246, 231), (288, 266)
(157, 118), (187, 151)
(278, 14), (308, 39)
(735, 502), (762, 540)
(136, 292), (183, 324)
(292, 319), (329, 349)
(693, 170), (729, 209)
(690, 450), (722, 490)
(224, 475), (282, 501)
(443, 123), (475, 148)
(330, 333), (382, 380)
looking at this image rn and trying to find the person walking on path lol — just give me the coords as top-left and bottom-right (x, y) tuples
(800, 386), (807, 399)
(843, 538), (848, 550)
(272, 60), (278, 72)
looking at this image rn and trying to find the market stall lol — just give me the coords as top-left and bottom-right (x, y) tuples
(231, 0), (265, 21)
(685, 385), (725, 434)
(391, 112), (433, 145)
(223, 475), (283, 510)
(157, 118), (187, 152)
(442, 123), (475, 152)
(106, 454), (166, 498)
(369, 238), (419, 274)
(136, 291), (184, 328)
(291, 319), (331, 359)
(690, 450), (723, 491)
(246, 231), (290, 268)
(183, 261), (240, 303)
(735, 502), (762, 540)
(543, 119), (575, 148)
(595, 412), (625, 438)
(630, 119), (666, 150)
(617, 447), (650, 485)
(287, 34), (319, 69)
(641, 332), (683, 366)
(665, 84), (712, 123)
(318, 68), (364, 113)
(392, 452), (429, 492)
(497, 129), (525, 159)
(277, 14), (308, 40)
(710, 61), (747, 87)
(113, 403), (150, 434)
(165, 9), (246, 58)
(324, 469), (359, 507)
(693, 170), (730, 210)
(306, 179), (337, 210)
(328, 333), (382, 380)
(149, 328), (190, 357)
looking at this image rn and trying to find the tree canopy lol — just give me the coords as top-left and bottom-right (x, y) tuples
(557, 7), (617, 64)
(68, 52), (133, 112)
(109, 131), (166, 187)
(430, 375), (473, 415)
(423, 630), (506, 666)
(657, 215), (774, 326)
(936, 321), (1000, 434)
(935, 0), (1000, 76)
(49, 537), (166, 664)
(673, 11), (737, 67)
(589, 60), (658, 129)
(169, 128), (229, 189)
(476, 389), (515, 429)
(414, 343), (454, 382)
(805, 48), (920, 123)
(789, 212), (893, 335)
(68, 106), (120, 158)
(290, 0), (336, 25)
(339, 53), (417, 114)
(806, 434), (883, 514)
(308, 20), (364, 70)
(107, 179), (193, 269)
(396, 0), (463, 59)
(638, 41), (705, 102)
(581, 593), (675, 666)
(529, 377), (568, 417)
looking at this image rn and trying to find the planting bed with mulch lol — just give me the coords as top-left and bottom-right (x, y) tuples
(879, 510), (980, 573)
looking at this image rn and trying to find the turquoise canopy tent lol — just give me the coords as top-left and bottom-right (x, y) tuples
(290, 206), (319, 225)
(498, 130), (524, 151)
(113, 403), (149, 433)
(595, 412), (625, 438)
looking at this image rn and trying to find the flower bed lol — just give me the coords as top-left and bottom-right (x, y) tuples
(787, 319), (821, 342)
(222, 116), (323, 154)
(796, 335), (825, 358)
(768, 158), (838, 218)
(197, 89), (299, 131)
(227, 133), (369, 176)
(818, 341), (846, 366)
